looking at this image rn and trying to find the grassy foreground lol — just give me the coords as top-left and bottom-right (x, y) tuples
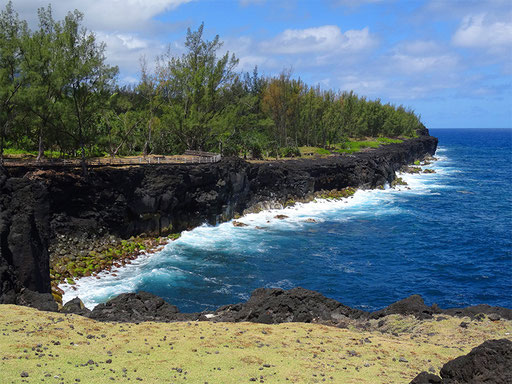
(1, 305), (510, 384)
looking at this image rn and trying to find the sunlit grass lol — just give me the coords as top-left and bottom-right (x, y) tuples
(0, 305), (510, 383)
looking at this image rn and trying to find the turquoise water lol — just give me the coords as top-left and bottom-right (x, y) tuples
(63, 129), (512, 312)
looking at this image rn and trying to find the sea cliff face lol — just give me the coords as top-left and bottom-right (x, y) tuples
(0, 135), (437, 308)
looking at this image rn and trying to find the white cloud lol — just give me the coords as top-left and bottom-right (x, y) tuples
(389, 41), (460, 75)
(452, 14), (512, 50)
(96, 32), (165, 75)
(11, 0), (193, 81)
(337, 75), (387, 96)
(392, 54), (459, 74)
(14, 0), (194, 31)
(259, 25), (376, 54)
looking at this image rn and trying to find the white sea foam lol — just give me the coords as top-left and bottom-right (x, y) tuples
(60, 152), (452, 309)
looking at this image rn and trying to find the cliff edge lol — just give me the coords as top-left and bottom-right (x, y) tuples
(0, 135), (437, 308)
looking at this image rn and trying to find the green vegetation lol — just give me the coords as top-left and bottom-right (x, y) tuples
(50, 234), (181, 303)
(391, 177), (408, 187)
(298, 146), (332, 156)
(407, 166), (422, 174)
(317, 187), (357, 200)
(1, 305), (510, 383)
(0, 2), (426, 167)
(334, 137), (404, 154)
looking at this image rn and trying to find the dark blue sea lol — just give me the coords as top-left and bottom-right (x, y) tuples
(63, 129), (512, 312)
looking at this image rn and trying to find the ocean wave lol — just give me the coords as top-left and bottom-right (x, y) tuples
(61, 154), (451, 310)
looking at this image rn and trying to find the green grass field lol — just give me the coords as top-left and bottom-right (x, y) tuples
(1, 305), (510, 383)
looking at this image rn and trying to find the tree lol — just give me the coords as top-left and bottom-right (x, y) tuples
(57, 10), (118, 173)
(20, 5), (64, 161)
(157, 23), (238, 151)
(0, 1), (28, 164)
(322, 94), (345, 148)
(138, 56), (163, 156)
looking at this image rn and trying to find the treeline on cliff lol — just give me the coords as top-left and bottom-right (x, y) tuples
(0, 2), (425, 162)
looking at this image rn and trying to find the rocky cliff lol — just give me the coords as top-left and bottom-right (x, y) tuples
(0, 135), (437, 308)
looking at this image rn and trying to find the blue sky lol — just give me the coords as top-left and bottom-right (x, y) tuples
(14, 0), (512, 128)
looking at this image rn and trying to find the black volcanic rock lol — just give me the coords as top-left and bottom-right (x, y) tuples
(409, 372), (442, 384)
(440, 339), (512, 384)
(443, 304), (512, 321)
(61, 297), (91, 316)
(1, 137), (438, 307)
(411, 339), (512, 384)
(16, 288), (58, 312)
(88, 291), (180, 322)
(211, 287), (367, 324)
(0, 166), (54, 310)
(370, 295), (440, 320)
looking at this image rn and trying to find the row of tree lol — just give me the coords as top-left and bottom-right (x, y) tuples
(1, 2), (425, 165)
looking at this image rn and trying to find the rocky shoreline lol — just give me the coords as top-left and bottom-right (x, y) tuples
(67, 287), (512, 324)
(1, 128), (512, 382)
(1, 133), (437, 309)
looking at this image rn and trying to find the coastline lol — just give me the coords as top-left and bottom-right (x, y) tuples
(58, 154), (440, 310)
(0, 134), (438, 311)
(2, 131), (512, 382)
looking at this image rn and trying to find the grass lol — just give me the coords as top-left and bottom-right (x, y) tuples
(3, 148), (63, 158)
(298, 146), (332, 157)
(0, 305), (510, 383)
(297, 138), (404, 158)
(334, 138), (404, 154)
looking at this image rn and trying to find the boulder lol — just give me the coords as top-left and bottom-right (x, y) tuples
(443, 304), (512, 321)
(16, 288), (58, 312)
(88, 291), (180, 322)
(212, 287), (366, 324)
(370, 295), (439, 320)
(61, 297), (91, 316)
(440, 339), (512, 384)
(409, 372), (442, 384)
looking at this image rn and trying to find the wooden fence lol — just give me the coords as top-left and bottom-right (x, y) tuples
(3, 152), (222, 168)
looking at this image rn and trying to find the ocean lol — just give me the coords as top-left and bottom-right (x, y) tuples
(62, 128), (512, 312)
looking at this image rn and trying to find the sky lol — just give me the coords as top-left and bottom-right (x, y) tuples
(10, 0), (512, 128)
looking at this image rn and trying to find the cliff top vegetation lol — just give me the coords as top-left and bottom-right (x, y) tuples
(1, 1), (425, 169)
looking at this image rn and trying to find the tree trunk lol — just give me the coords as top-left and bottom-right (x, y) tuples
(143, 117), (152, 157)
(36, 124), (44, 162)
(0, 125), (4, 166)
(80, 142), (87, 177)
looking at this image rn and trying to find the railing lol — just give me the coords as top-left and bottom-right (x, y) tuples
(3, 153), (222, 168)
(183, 150), (222, 163)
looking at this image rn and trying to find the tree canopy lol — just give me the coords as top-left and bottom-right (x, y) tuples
(0, 2), (426, 163)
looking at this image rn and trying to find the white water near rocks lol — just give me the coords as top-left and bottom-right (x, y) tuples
(61, 152), (450, 310)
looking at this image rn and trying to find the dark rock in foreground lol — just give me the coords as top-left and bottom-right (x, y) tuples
(370, 294), (440, 320)
(410, 339), (512, 384)
(0, 165), (53, 310)
(88, 291), (180, 322)
(80, 288), (511, 326)
(61, 297), (91, 316)
(16, 288), (58, 312)
(440, 339), (512, 384)
(410, 371), (442, 384)
(211, 287), (367, 324)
